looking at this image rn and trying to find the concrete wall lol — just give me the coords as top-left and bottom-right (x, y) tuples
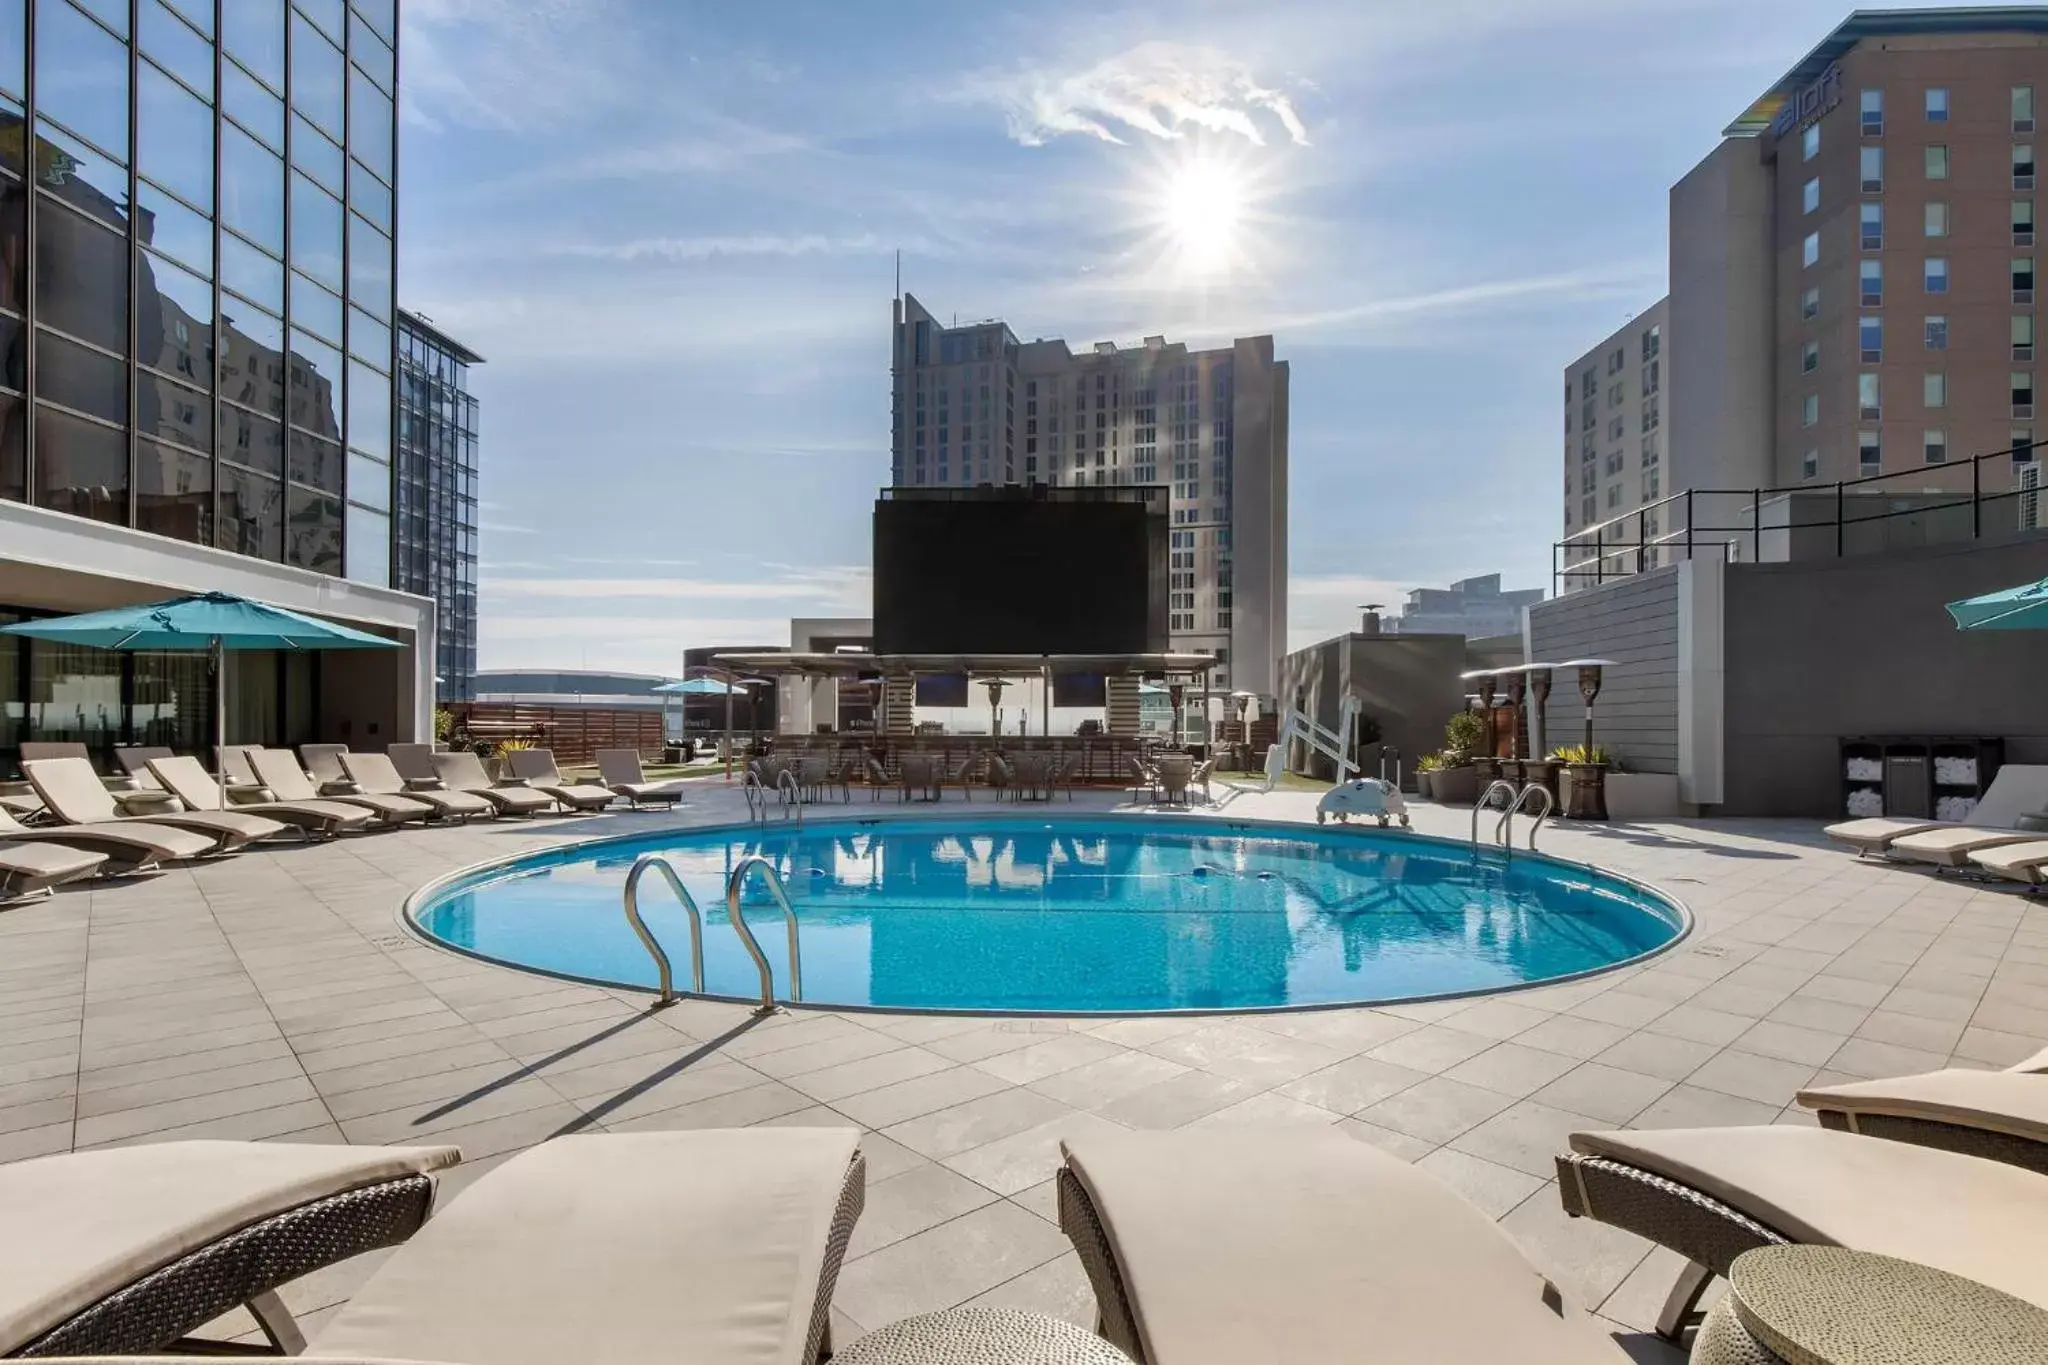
(1669, 139), (1775, 500)
(1277, 632), (1466, 787)
(1527, 568), (1681, 774)
(1232, 335), (1287, 701)
(1720, 530), (2048, 816)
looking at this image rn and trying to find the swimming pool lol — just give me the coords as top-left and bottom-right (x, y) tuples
(407, 814), (1687, 1014)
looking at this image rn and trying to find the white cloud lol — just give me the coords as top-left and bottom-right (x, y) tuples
(971, 42), (1310, 148)
(401, 0), (636, 132)
(552, 233), (884, 264)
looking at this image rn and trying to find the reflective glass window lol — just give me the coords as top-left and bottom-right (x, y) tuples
(139, 247), (214, 383)
(285, 484), (342, 574)
(347, 305), (388, 370)
(221, 123), (285, 253)
(138, 370), (211, 452)
(163, 0), (210, 35)
(129, 649), (217, 747)
(350, 9), (392, 91)
(35, 119), (127, 227)
(68, 0), (126, 36)
(37, 0), (129, 158)
(289, 171), (341, 288)
(136, 181), (211, 276)
(33, 400), (126, 524)
(348, 67), (392, 180)
(0, 392), (22, 501)
(25, 632), (124, 750)
(288, 326), (340, 435)
(352, 0), (393, 45)
(288, 11), (342, 136)
(33, 200), (127, 352)
(139, 0), (212, 97)
(346, 450), (386, 510)
(291, 111), (342, 192)
(221, 232), (283, 312)
(290, 270), (341, 343)
(137, 61), (214, 211)
(0, 310), (20, 389)
(223, 57), (284, 148)
(345, 356), (387, 456)
(220, 307), (284, 417)
(222, 0), (284, 89)
(347, 159), (390, 228)
(0, 178), (27, 316)
(35, 325), (123, 421)
(0, 0), (25, 101)
(345, 213), (390, 319)
(298, 0), (342, 41)
(219, 399), (282, 473)
(216, 460), (282, 557)
(344, 502), (388, 585)
(289, 426), (340, 492)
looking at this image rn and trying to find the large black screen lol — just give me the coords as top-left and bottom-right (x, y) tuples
(874, 489), (1168, 654)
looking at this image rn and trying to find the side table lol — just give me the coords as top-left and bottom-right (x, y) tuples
(1694, 1245), (2048, 1365)
(832, 1308), (1134, 1365)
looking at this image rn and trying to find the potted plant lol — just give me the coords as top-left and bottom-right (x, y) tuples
(1414, 752), (1442, 800)
(491, 737), (534, 783)
(1549, 743), (1613, 820)
(1432, 711), (1485, 804)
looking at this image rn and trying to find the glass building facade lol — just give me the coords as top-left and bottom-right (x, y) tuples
(394, 310), (478, 700)
(0, 0), (399, 580)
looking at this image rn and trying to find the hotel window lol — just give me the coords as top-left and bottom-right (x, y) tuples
(1799, 285), (1820, 320)
(1642, 325), (1661, 360)
(2019, 86), (2038, 133)
(1860, 260), (1883, 305)
(1803, 177), (1820, 214)
(2016, 372), (2036, 418)
(2017, 256), (2037, 303)
(1861, 145), (1884, 191)
(1861, 88), (1884, 135)
(1924, 371), (1946, 408)
(1643, 469), (1661, 499)
(1804, 124), (1821, 161)
(1926, 315), (1949, 350)
(1924, 257), (1948, 294)
(1802, 449), (1819, 481)
(1607, 383), (1623, 409)
(1642, 435), (1660, 467)
(1925, 201), (1949, 237)
(1860, 202), (1884, 248)
(2017, 428), (2038, 461)
(1581, 495), (1596, 525)
(1802, 393), (1820, 427)
(1641, 395), (1659, 432)
(1860, 316), (1883, 362)
(2017, 314), (2036, 362)
(1642, 359), (1660, 395)
(1606, 484), (1621, 509)
(1859, 372), (1882, 419)
(1925, 87), (1949, 123)
(1802, 340), (1820, 373)
(1924, 429), (1947, 464)
(1859, 431), (1882, 474)
(1925, 144), (1949, 180)
(2019, 200), (2038, 247)
(2019, 145), (2039, 191)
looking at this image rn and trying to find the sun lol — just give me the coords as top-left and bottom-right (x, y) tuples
(1158, 156), (1247, 273)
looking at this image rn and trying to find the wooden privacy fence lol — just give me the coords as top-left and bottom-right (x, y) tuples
(445, 703), (664, 767)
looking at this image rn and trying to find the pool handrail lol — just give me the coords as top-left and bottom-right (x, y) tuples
(726, 854), (805, 1011)
(777, 769), (804, 825)
(1497, 783), (1555, 855)
(621, 853), (706, 1007)
(1472, 780), (1518, 852)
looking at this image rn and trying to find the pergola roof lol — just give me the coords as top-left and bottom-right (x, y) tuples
(709, 650), (1221, 680)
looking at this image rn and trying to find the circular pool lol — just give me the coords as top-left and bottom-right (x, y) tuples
(406, 814), (1687, 1014)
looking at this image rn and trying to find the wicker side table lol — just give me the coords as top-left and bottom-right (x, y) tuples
(1694, 1246), (2048, 1365)
(832, 1308), (1135, 1365)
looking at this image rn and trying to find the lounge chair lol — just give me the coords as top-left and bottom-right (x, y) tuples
(299, 742), (359, 794)
(0, 1140), (458, 1355)
(595, 748), (688, 808)
(1799, 1064), (2048, 1174)
(387, 741), (454, 789)
(308, 1129), (863, 1365)
(1057, 1130), (1632, 1365)
(0, 840), (107, 902)
(1824, 762), (2048, 855)
(18, 741), (88, 763)
(0, 790), (43, 821)
(1555, 1124), (2048, 1338)
(113, 744), (176, 790)
(216, 743), (271, 799)
(24, 758), (288, 853)
(505, 749), (617, 812)
(147, 756), (373, 840)
(0, 806), (213, 873)
(432, 751), (557, 816)
(248, 748), (432, 827)
(1967, 839), (2048, 886)
(340, 751), (495, 822)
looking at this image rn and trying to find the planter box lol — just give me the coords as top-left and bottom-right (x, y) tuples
(1557, 768), (1682, 820)
(1432, 765), (1480, 805)
(1415, 770), (1437, 800)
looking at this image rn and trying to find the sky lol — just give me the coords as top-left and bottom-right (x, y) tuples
(394, 0), (1961, 675)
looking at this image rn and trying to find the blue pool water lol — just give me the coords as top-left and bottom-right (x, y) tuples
(408, 816), (1686, 1013)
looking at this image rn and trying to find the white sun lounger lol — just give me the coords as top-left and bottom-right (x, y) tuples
(595, 748), (688, 808)
(1886, 825), (2039, 867)
(0, 806), (213, 873)
(1825, 763), (2048, 854)
(249, 749), (432, 827)
(505, 749), (616, 811)
(431, 751), (557, 816)
(24, 758), (288, 853)
(147, 756), (373, 839)
(340, 751), (495, 822)
(0, 841), (107, 902)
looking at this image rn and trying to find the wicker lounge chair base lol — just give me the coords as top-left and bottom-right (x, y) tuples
(1799, 1067), (2048, 1175)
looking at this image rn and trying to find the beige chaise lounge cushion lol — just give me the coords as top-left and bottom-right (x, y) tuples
(1798, 1069), (2048, 1144)
(313, 1128), (859, 1365)
(1060, 1130), (1627, 1365)
(1886, 827), (2037, 865)
(0, 1140), (460, 1354)
(1568, 1126), (2048, 1310)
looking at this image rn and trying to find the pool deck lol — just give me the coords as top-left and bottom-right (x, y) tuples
(1, 781), (2042, 1360)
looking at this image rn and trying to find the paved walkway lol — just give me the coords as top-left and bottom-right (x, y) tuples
(0, 781), (2040, 1360)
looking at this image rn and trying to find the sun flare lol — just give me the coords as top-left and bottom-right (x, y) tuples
(1159, 157), (1247, 272)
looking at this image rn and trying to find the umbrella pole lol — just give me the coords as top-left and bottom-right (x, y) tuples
(212, 637), (227, 787)
(724, 689), (733, 782)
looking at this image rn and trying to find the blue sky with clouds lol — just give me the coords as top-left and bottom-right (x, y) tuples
(396, 0), (1937, 675)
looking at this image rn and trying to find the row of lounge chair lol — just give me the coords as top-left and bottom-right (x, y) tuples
(0, 746), (694, 898)
(7, 1049), (2042, 1365)
(1825, 763), (2048, 885)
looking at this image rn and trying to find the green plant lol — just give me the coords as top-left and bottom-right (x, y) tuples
(1549, 743), (1612, 765)
(1415, 752), (1445, 773)
(1443, 710), (1486, 758)
(433, 706), (454, 742)
(495, 738), (535, 758)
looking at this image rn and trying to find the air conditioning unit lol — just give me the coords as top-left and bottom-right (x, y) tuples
(2021, 462), (2041, 531)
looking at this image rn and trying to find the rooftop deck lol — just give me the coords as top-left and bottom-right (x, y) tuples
(1, 784), (2039, 1359)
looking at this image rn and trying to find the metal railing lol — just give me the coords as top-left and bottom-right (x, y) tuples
(621, 854), (705, 1008)
(1496, 784), (1554, 854)
(725, 855), (804, 1012)
(1472, 780), (1517, 851)
(1553, 441), (2041, 596)
(742, 769), (768, 822)
(777, 769), (804, 825)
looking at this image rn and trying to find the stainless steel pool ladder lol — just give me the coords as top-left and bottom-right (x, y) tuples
(742, 770), (767, 823)
(1495, 783), (1554, 854)
(621, 854), (706, 1009)
(726, 854), (804, 1013)
(1471, 780), (1517, 851)
(777, 769), (804, 825)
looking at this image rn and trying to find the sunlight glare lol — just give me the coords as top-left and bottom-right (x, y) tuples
(1160, 157), (1246, 273)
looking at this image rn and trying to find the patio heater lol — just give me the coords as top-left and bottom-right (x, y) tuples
(1556, 658), (1618, 820)
(1168, 684), (1185, 749)
(1502, 668), (1528, 763)
(1525, 664), (1559, 804)
(983, 677), (1006, 739)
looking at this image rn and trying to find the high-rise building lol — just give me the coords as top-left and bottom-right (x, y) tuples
(1389, 574), (1545, 639)
(0, 1), (435, 770)
(1563, 9), (2047, 588)
(395, 312), (481, 701)
(888, 293), (1289, 698)
(1562, 303), (1668, 579)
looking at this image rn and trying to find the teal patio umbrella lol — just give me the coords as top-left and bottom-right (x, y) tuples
(0, 591), (399, 780)
(653, 676), (741, 778)
(1947, 576), (2048, 630)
